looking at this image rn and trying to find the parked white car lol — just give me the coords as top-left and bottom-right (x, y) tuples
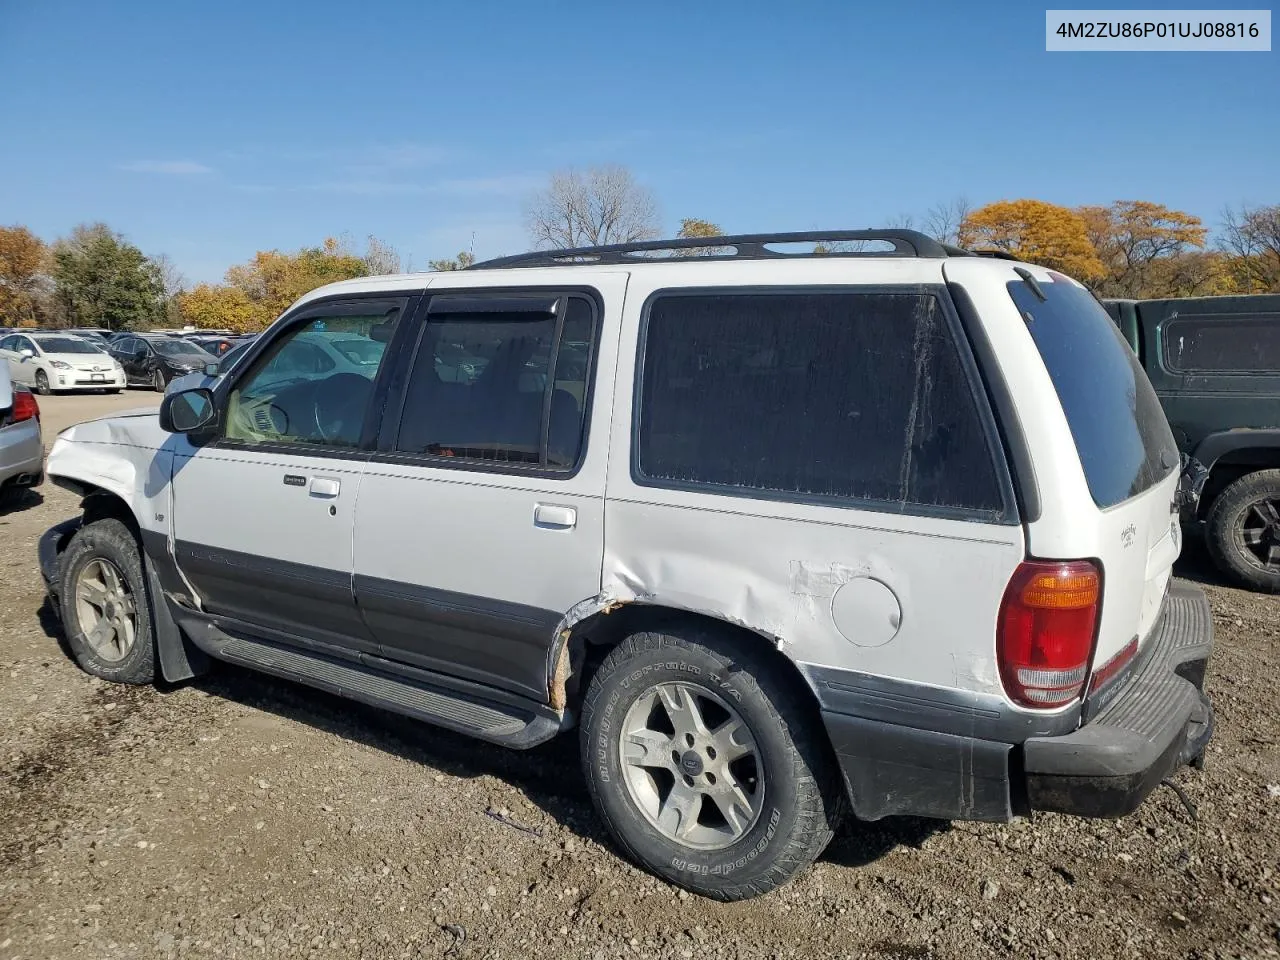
(40, 229), (1214, 901)
(0, 331), (125, 395)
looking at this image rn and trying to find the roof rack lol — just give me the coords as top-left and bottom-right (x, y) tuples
(470, 229), (952, 269)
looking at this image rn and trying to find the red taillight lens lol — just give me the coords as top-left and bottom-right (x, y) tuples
(997, 560), (1100, 709)
(11, 389), (39, 423)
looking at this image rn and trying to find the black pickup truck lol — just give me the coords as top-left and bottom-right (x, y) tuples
(1104, 294), (1280, 591)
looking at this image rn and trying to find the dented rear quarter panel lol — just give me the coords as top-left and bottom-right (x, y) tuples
(601, 260), (1026, 697)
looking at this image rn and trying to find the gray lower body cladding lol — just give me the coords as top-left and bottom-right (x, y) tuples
(809, 582), (1214, 822)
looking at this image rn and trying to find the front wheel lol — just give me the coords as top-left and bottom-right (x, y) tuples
(34, 370), (51, 395)
(152, 368), (166, 392)
(1205, 469), (1280, 592)
(581, 627), (842, 900)
(58, 518), (156, 684)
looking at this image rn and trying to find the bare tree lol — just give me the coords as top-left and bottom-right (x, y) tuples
(150, 253), (188, 299)
(1220, 203), (1280, 293)
(362, 235), (405, 275)
(924, 197), (971, 246)
(525, 166), (660, 250)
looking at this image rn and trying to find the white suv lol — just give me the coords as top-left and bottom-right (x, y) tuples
(39, 230), (1214, 900)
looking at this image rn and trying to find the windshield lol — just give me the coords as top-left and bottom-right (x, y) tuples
(153, 338), (213, 360)
(35, 337), (105, 355)
(1008, 276), (1177, 508)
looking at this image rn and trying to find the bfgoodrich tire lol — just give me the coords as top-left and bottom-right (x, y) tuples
(1205, 469), (1280, 593)
(58, 518), (156, 684)
(580, 628), (842, 900)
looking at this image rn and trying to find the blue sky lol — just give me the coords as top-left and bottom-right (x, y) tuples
(2, 1), (1276, 284)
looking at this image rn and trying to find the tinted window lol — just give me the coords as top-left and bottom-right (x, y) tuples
(1008, 278), (1177, 508)
(637, 291), (1005, 515)
(0, 336), (14, 350)
(396, 295), (596, 469)
(225, 307), (400, 448)
(1163, 316), (1280, 373)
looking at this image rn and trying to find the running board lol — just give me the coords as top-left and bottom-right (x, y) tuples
(180, 618), (562, 749)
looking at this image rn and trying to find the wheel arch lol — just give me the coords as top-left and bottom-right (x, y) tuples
(552, 600), (823, 724)
(1191, 431), (1280, 518)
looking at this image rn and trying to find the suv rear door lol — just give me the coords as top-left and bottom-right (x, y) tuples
(352, 275), (627, 703)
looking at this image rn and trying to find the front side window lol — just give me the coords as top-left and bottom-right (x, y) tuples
(225, 305), (401, 448)
(396, 294), (596, 470)
(636, 290), (1006, 516)
(1163, 316), (1280, 373)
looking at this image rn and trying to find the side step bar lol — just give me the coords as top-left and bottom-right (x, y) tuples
(179, 615), (563, 749)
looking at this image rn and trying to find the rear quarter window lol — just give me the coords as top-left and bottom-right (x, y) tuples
(635, 289), (1012, 520)
(1163, 315), (1280, 373)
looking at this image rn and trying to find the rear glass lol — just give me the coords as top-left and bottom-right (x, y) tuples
(1008, 278), (1176, 508)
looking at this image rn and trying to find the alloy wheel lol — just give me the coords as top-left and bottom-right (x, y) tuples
(618, 681), (764, 850)
(74, 558), (138, 662)
(1240, 497), (1280, 570)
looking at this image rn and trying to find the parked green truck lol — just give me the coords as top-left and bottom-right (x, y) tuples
(1104, 294), (1280, 591)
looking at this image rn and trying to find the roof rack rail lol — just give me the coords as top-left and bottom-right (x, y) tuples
(970, 249), (1021, 261)
(470, 229), (952, 269)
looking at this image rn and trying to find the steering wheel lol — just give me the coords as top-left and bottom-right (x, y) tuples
(313, 373), (373, 444)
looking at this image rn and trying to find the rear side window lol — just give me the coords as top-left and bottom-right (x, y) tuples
(636, 290), (1008, 518)
(1008, 278), (1177, 508)
(1163, 316), (1280, 373)
(396, 294), (596, 470)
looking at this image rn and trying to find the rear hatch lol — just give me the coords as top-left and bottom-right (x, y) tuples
(1007, 274), (1181, 677)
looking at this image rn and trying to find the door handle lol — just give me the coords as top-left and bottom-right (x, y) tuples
(309, 477), (341, 498)
(533, 503), (577, 530)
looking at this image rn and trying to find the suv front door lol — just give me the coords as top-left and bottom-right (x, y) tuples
(170, 297), (410, 656)
(353, 279), (625, 702)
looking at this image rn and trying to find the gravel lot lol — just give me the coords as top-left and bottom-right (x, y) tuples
(2, 392), (1278, 960)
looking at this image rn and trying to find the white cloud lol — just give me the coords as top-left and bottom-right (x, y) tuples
(120, 160), (214, 175)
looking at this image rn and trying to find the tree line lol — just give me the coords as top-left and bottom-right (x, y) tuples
(2, 166), (1277, 334)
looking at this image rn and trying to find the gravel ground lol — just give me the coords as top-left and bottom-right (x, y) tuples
(1, 392), (1278, 960)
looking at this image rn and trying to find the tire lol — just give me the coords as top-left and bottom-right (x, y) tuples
(581, 627), (843, 900)
(1205, 468), (1280, 593)
(110, 389), (123, 395)
(34, 370), (51, 395)
(58, 518), (156, 684)
(152, 368), (166, 392)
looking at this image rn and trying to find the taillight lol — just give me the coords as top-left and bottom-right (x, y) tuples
(11, 389), (39, 423)
(997, 560), (1100, 709)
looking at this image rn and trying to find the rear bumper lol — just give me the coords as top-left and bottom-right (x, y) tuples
(812, 582), (1214, 823)
(0, 419), (44, 488)
(1022, 581), (1214, 817)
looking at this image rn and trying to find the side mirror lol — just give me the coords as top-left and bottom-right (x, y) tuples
(19, 348), (34, 360)
(160, 387), (216, 434)
(133, 348), (147, 360)
(203, 362), (220, 377)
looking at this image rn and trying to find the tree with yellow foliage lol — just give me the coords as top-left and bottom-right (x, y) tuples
(0, 225), (46, 325)
(1078, 201), (1207, 298)
(959, 200), (1104, 282)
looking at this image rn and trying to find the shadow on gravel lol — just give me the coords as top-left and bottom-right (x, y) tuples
(190, 663), (604, 840)
(185, 663), (941, 869)
(822, 815), (950, 867)
(1173, 535), (1235, 591)
(0, 488), (44, 517)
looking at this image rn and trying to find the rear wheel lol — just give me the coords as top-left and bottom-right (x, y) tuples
(34, 370), (50, 395)
(1205, 469), (1280, 592)
(580, 627), (842, 900)
(58, 518), (155, 684)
